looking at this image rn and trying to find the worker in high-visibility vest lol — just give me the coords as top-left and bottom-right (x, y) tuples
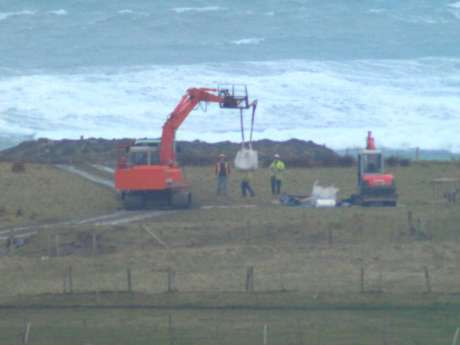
(269, 154), (286, 195)
(215, 153), (231, 196)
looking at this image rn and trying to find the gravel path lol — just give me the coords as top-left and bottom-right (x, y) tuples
(0, 209), (174, 241)
(55, 164), (115, 190)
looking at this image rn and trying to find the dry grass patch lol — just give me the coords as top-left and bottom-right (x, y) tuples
(0, 162), (118, 227)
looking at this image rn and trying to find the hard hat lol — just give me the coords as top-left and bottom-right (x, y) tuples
(218, 153), (225, 157)
(274, 154), (280, 158)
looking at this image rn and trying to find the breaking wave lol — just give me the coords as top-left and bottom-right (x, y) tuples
(448, 2), (460, 8)
(0, 10), (35, 22)
(48, 9), (68, 16)
(1, 58), (460, 151)
(231, 38), (265, 45)
(171, 6), (224, 14)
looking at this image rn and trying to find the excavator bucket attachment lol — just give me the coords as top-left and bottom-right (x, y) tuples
(218, 84), (250, 109)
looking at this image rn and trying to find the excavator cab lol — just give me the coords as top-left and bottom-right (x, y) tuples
(358, 150), (384, 178)
(128, 139), (161, 166)
(117, 139), (161, 168)
(218, 85), (250, 109)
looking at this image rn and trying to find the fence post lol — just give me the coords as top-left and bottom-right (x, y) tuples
(360, 265), (365, 293)
(407, 211), (416, 236)
(424, 266), (432, 293)
(8, 229), (15, 256)
(63, 269), (67, 293)
(452, 327), (460, 345)
(263, 324), (268, 345)
(167, 268), (176, 293)
(383, 319), (389, 345)
(246, 266), (254, 292)
(55, 234), (60, 257)
(92, 231), (97, 256)
(245, 222), (250, 244)
(127, 267), (132, 293)
(168, 314), (175, 345)
(47, 234), (52, 257)
(295, 320), (303, 345)
(22, 321), (31, 344)
(68, 265), (73, 294)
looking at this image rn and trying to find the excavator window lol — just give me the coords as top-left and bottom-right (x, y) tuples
(362, 153), (383, 174)
(128, 146), (160, 166)
(129, 151), (148, 166)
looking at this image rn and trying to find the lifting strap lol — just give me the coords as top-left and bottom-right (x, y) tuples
(239, 101), (257, 149)
(240, 108), (245, 145)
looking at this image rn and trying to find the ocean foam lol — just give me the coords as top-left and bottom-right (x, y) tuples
(231, 38), (265, 45)
(0, 10), (35, 22)
(48, 9), (67, 16)
(118, 9), (134, 14)
(1, 59), (460, 152)
(368, 8), (385, 14)
(392, 14), (440, 25)
(448, 2), (460, 8)
(171, 6), (223, 14)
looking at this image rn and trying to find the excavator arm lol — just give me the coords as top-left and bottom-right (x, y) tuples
(160, 87), (253, 164)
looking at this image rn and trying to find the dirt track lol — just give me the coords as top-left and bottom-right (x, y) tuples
(0, 209), (174, 241)
(55, 164), (115, 189)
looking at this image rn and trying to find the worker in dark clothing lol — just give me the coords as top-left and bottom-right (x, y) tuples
(215, 153), (230, 195)
(241, 170), (255, 197)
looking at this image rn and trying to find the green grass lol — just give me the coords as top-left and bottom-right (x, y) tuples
(5, 163), (460, 298)
(1, 161), (460, 344)
(0, 163), (118, 227)
(1, 306), (460, 345)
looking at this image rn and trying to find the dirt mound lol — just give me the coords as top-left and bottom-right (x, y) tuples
(0, 138), (351, 167)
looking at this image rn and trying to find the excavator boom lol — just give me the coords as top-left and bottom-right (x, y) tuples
(160, 87), (252, 164)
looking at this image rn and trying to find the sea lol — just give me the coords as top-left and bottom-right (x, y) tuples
(1, 0), (460, 152)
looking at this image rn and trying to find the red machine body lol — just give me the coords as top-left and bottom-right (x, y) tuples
(356, 131), (397, 206)
(361, 173), (394, 188)
(116, 164), (185, 192)
(115, 86), (254, 209)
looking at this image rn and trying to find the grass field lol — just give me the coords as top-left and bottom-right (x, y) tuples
(2, 306), (460, 345)
(1, 161), (460, 344)
(0, 163), (117, 228)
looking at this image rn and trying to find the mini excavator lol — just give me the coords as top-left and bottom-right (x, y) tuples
(354, 131), (398, 206)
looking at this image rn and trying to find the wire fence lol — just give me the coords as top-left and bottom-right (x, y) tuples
(0, 209), (459, 298)
(0, 255), (457, 298)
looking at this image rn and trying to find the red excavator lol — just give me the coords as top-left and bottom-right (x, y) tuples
(354, 131), (397, 206)
(115, 86), (256, 209)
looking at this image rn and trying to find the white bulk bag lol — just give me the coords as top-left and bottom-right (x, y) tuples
(311, 180), (339, 207)
(311, 180), (339, 199)
(234, 147), (258, 170)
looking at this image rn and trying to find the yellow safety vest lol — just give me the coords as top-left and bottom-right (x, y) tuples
(270, 160), (286, 180)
